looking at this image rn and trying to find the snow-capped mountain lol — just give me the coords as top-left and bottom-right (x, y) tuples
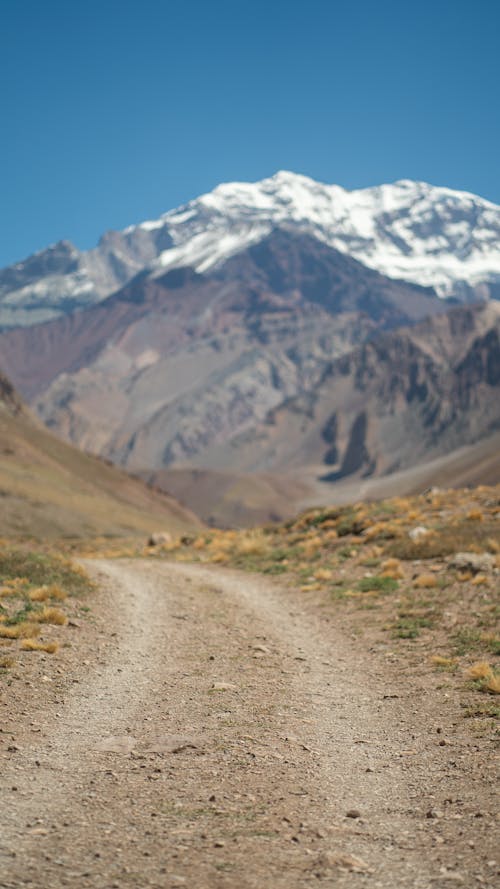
(147, 172), (500, 298)
(1, 171), (499, 328)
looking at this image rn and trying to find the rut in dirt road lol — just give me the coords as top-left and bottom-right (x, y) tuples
(1, 560), (497, 889)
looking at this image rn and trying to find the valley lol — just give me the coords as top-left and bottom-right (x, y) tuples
(0, 174), (499, 527)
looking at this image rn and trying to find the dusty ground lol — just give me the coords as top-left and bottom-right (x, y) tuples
(1, 559), (498, 889)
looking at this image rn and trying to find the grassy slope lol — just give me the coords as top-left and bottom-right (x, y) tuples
(0, 408), (201, 539)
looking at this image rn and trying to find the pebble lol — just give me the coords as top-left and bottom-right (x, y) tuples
(346, 809), (361, 819)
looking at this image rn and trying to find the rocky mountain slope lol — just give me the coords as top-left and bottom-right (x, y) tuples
(0, 229), (443, 470)
(0, 370), (200, 539)
(214, 301), (500, 477)
(1, 171), (499, 328)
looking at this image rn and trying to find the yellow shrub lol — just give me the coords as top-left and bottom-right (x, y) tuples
(468, 661), (493, 680)
(457, 571), (473, 582)
(209, 550), (231, 564)
(29, 586), (51, 602)
(1, 622), (41, 639)
(471, 574), (489, 586)
(381, 557), (404, 579)
(467, 509), (483, 521)
(0, 626), (20, 639)
(363, 522), (400, 541)
(414, 573), (438, 589)
(430, 655), (456, 668)
(35, 607), (67, 626)
(485, 674), (500, 694)
(313, 568), (333, 581)
(20, 640), (59, 654)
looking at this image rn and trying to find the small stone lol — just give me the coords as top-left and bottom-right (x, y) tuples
(408, 526), (430, 541)
(211, 681), (237, 692)
(147, 531), (172, 547)
(214, 840), (225, 848)
(449, 552), (495, 574)
(346, 809), (361, 819)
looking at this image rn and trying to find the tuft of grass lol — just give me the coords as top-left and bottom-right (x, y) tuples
(430, 655), (457, 672)
(484, 674), (500, 694)
(0, 655), (15, 669)
(20, 639), (59, 654)
(467, 661), (500, 695)
(1, 620), (42, 639)
(393, 615), (433, 639)
(34, 606), (67, 626)
(468, 661), (494, 680)
(29, 584), (68, 602)
(357, 575), (399, 594)
(413, 573), (439, 589)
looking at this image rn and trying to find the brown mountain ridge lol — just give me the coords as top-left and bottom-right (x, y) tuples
(0, 371), (200, 539)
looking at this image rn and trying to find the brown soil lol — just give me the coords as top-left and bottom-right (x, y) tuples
(1, 560), (498, 888)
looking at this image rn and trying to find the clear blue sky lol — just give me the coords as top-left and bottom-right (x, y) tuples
(1, 0), (499, 267)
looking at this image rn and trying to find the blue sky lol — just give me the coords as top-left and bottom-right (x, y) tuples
(1, 0), (499, 267)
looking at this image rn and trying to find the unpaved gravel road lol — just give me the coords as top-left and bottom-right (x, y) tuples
(1, 560), (498, 888)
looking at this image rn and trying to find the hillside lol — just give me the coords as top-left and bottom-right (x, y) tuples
(0, 372), (201, 539)
(210, 301), (500, 475)
(140, 466), (315, 528)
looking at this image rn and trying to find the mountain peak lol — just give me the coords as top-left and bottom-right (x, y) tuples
(1, 172), (500, 329)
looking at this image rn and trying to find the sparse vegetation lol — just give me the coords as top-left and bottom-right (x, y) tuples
(0, 544), (93, 677)
(157, 484), (500, 707)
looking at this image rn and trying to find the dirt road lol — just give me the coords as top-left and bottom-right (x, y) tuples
(1, 560), (498, 888)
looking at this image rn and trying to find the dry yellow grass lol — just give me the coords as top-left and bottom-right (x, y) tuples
(34, 606), (67, 626)
(209, 550), (231, 564)
(1, 620), (43, 639)
(466, 509), (483, 521)
(20, 639), (59, 654)
(471, 574), (489, 586)
(1, 577), (30, 597)
(382, 558), (401, 571)
(467, 661), (500, 694)
(29, 583), (68, 602)
(234, 533), (269, 557)
(457, 570), (473, 582)
(363, 521), (401, 541)
(314, 568), (333, 581)
(430, 655), (456, 669)
(467, 661), (494, 680)
(381, 557), (404, 579)
(484, 674), (500, 694)
(414, 573), (438, 589)
(0, 625), (22, 639)
(0, 655), (14, 668)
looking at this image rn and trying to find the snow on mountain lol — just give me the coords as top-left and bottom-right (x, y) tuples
(1, 171), (499, 328)
(149, 172), (500, 297)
